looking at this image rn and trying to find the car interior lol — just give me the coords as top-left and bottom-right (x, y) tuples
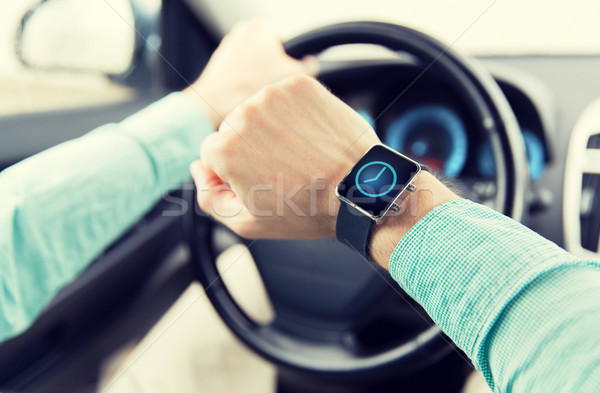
(1, 0), (600, 392)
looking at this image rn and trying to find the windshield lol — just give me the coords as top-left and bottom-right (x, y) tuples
(198, 0), (600, 55)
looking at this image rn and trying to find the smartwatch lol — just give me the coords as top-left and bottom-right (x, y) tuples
(335, 144), (423, 260)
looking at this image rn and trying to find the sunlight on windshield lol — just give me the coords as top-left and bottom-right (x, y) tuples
(199, 0), (600, 55)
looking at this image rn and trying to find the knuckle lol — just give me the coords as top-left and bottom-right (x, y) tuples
(255, 85), (281, 106)
(237, 101), (262, 123)
(280, 74), (316, 91)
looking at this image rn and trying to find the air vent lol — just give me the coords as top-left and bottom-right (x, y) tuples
(580, 174), (600, 251)
(564, 99), (600, 258)
(586, 133), (600, 149)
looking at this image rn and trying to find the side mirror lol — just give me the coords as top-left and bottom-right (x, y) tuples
(14, 0), (159, 85)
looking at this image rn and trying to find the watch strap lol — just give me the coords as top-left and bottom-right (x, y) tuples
(335, 157), (426, 261)
(336, 202), (375, 260)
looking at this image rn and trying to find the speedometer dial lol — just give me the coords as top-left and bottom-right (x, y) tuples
(384, 105), (468, 177)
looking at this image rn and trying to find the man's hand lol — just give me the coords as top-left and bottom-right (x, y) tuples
(190, 75), (379, 239)
(183, 19), (319, 128)
(190, 75), (457, 266)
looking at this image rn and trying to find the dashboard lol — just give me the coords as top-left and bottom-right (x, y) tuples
(320, 59), (555, 209)
(319, 56), (600, 255)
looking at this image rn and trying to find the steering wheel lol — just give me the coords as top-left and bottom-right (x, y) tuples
(186, 22), (527, 380)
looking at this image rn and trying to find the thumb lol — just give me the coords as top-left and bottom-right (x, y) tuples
(299, 55), (320, 77)
(189, 160), (243, 219)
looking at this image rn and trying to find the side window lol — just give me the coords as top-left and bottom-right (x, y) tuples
(0, 0), (160, 117)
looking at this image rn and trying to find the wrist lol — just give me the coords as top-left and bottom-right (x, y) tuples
(368, 171), (458, 269)
(326, 143), (377, 238)
(182, 83), (232, 129)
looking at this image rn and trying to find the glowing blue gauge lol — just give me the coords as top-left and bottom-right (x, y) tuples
(357, 109), (376, 132)
(522, 131), (546, 180)
(476, 130), (546, 180)
(385, 105), (468, 177)
(476, 141), (495, 179)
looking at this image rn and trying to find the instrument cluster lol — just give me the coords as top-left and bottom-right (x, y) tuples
(340, 68), (550, 184)
(357, 105), (547, 181)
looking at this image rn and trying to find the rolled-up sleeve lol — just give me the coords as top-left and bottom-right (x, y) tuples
(388, 198), (600, 392)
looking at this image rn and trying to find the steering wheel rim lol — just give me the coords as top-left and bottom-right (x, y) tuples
(187, 22), (527, 380)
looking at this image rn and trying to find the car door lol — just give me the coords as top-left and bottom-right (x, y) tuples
(0, 0), (217, 391)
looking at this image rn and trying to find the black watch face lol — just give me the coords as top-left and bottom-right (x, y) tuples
(337, 145), (420, 218)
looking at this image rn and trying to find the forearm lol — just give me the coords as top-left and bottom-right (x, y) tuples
(0, 93), (213, 341)
(0, 18), (316, 343)
(374, 178), (600, 391)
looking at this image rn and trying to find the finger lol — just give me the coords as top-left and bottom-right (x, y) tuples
(199, 132), (229, 176)
(300, 55), (320, 76)
(190, 160), (244, 220)
(190, 159), (221, 188)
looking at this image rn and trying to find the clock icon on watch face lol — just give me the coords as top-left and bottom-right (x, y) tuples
(355, 161), (397, 197)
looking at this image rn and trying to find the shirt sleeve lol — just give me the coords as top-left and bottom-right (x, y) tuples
(388, 198), (600, 392)
(0, 92), (214, 342)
